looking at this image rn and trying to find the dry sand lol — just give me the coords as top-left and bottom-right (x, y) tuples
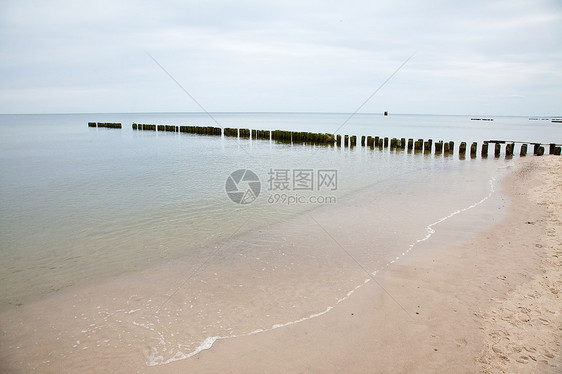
(147, 156), (561, 374)
(478, 156), (562, 373)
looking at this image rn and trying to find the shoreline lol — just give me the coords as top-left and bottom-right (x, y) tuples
(0, 156), (559, 372)
(146, 156), (561, 373)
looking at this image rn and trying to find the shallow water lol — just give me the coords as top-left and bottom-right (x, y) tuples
(0, 112), (558, 370)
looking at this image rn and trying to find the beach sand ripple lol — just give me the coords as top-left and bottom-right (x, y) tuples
(479, 156), (562, 374)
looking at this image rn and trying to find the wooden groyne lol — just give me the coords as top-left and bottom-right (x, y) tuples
(97, 122), (561, 158)
(89, 122), (122, 129)
(132, 123), (222, 135)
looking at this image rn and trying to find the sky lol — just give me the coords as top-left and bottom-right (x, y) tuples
(0, 0), (561, 116)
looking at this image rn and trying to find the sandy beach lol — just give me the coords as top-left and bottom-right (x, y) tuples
(1, 156), (560, 373)
(145, 156), (561, 374)
(2, 0), (561, 370)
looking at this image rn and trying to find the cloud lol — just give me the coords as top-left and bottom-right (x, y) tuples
(0, 0), (561, 115)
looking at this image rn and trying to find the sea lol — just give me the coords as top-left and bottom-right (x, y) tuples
(0, 112), (560, 369)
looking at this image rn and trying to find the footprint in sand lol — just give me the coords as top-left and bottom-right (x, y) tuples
(455, 338), (468, 348)
(516, 355), (530, 364)
(538, 317), (549, 325)
(543, 351), (554, 359)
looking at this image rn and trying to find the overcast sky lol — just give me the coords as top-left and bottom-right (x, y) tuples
(1, 0), (561, 116)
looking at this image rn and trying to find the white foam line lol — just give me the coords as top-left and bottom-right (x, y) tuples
(145, 177), (497, 367)
(371, 176), (496, 276)
(145, 283), (365, 367)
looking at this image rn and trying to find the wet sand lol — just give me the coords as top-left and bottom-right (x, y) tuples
(1, 156), (560, 373)
(146, 156), (561, 373)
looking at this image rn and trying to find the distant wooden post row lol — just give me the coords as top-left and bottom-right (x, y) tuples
(90, 122), (560, 158)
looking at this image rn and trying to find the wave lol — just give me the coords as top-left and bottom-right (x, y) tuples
(146, 175), (498, 366)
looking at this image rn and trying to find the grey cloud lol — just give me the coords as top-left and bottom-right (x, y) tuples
(0, 0), (561, 115)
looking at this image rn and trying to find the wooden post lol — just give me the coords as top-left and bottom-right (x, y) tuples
(97, 122), (122, 129)
(506, 142), (514, 157)
(88, 122), (97, 128)
(292, 132), (300, 143)
(408, 138), (413, 151)
(520, 144), (527, 156)
(435, 141), (443, 154)
(495, 143), (501, 157)
(449, 141), (454, 154)
(374, 136), (380, 147)
(554, 147), (561, 156)
(537, 146), (545, 156)
(361, 135), (366, 147)
(400, 138), (406, 149)
(350, 135), (357, 147)
(533, 143), (540, 155)
(390, 138), (397, 149)
(336, 135), (341, 147)
(314, 133), (321, 144)
(550, 143), (556, 155)
(367, 136), (373, 147)
(384, 137), (389, 147)
(459, 142), (467, 156)
(470, 142), (477, 158)
(481, 143), (488, 158)
(344, 135), (349, 147)
(443, 141), (450, 154)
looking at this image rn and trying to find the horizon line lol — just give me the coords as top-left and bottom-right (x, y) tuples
(1, 111), (560, 118)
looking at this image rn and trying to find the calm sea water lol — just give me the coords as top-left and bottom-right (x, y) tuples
(0, 112), (560, 311)
(1, 112), (560, 368)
